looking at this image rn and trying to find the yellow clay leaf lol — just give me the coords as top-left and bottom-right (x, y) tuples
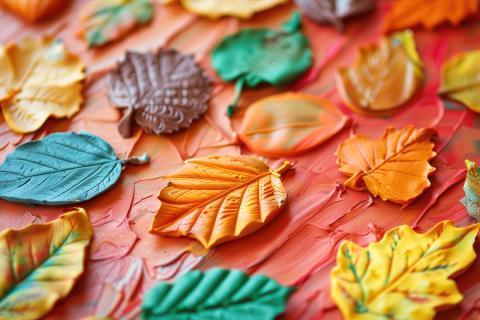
(336, 30), (424, 115)
(439, 50), (480, 112)
(149, 155), (292, 248)
(336, 126), (436, 204)
(179, 0), (288, 19)
(0, 208), (93, 319)
(0, 37), (85, 133)
(331, 221), (480, 320)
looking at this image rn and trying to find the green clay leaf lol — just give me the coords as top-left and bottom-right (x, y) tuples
(0, 132), (149, 205)
(463, 159), (480, 221)
(211, 12), (313, 115)
(141, 268), (294, 320)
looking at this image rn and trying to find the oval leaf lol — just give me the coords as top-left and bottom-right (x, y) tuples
(237, 92), (349, 158)
(0, 132), (149, 205)
(0, 208), (93, 319)
(149, 155), (292, 248)
(78, 0), (154, 48)
(108, 49), (213, 138)
(439, 50), (480, 112)
(0, 37), (85, 133)
(0, 0), (63, 22)
(462, 160), (480, 221)
(142, 268), (294, 319)
(180, 0), (288, 19)
(336, 126), (436, 204)
(336, 30), (424, 115)
(331, 221), (480, 320)
(211, 12), (312, 115)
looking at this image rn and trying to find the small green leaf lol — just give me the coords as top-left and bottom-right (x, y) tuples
(141, 268), (294, 320)
(463, 159), (480, 221)
(0, 132), (149, 205)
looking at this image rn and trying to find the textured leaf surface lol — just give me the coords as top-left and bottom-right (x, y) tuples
(211, 12), (312, 115)
(238, 92), (349, 157)
(142, 268), (294, 319)
(0, 0), (63, 22)
(0, 37), (85, 133)
(463, 160), (480, 221)
(383, 0), (478, 32)
(331, 221), (480, 320)
(0, 132), (148, 205)
(439, 50), (480, 112)
(78, 0), (153, 47)
(108, 49), (213, 138)
(0, 208), (93, 320)
(180, 0), (288, 19)
(150, 155), (292, 248)
(336, 126), (436, 204)
(336, 30), (423, 115)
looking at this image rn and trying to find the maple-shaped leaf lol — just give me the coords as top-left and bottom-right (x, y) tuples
(107, 49), (213, 138)
(142, 268), (294, 319)
(237, 92), (349, 158)
(78, 0), (153, 48)
(336, 30), (424, 115)
(149, 155), (292, 248)
(179, 0), (288, 19)
(336, 126), (436, 204)
(383, 0), (478, 32)
(462, 160), (480, 221)
(439, 50), (480, 112)
(0, 208), (93, 320)
(0, 0), (63, 22)
(331, 221), (480, 320)
(0, 37), (85, 133)
(212, 12), (312, 116)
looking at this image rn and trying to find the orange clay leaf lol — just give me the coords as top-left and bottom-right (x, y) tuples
(237, 92), (349, 158)
(149, 155), (292, 248)
(336, 126), (436, 204)
(336, 30), (424, 115)
(0, 0), (63, 22)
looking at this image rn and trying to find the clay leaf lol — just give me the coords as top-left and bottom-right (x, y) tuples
(0, 132), (149, 205)
(179, 0), (288, 19)
(336, 30), (424, 115)
(107, 49), (213, 138)
(336, 126), (436, 204)
(0, 37), (85, 133)
(78, 0), (153, 47)
(439, 50), (480, 112)
(142, 268), (294, 319)
(331, 221), (480, 320)
(149, 155), (292, 248)
(0, 208), (93, 319)
(462, 160), (480, 221)
(0, 0), (63, 22)
(383, 0), (478, 32)
(211, 12), (313, 116)
(237, 92), (349, 158)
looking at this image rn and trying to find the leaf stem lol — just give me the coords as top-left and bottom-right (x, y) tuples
(227, 78), (246, 117)
(271, 161), (295, 176)
(122, 153), (150, 165)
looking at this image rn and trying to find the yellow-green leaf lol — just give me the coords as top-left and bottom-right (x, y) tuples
(179, 0), (288, 19)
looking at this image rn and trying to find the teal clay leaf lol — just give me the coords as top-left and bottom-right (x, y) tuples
(211, 12), (313, 116)
(141, 268), (294, 320)
(0, 132), (149, 205)
(462, 159), (480, 221)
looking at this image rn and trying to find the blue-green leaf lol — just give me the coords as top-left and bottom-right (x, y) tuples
(0, 132), (149, 205)
(141, 268), (294, 320)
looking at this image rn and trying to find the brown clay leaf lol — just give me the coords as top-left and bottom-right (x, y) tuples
(107, 49), (213, 138)
(336, 126), (436, 204)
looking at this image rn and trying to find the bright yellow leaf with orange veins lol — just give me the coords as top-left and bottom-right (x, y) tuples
(0, 37), (85, 133)
(336, 30), (424, 116)
(180, 0), (288, 19)
(336, 126), (436, 204)
(331, 221), (480, 320)
(383, 0), (478, 32)
(150, 155), (292, 248)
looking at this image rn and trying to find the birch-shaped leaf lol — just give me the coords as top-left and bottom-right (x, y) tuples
(237, 92), (349, 158)
(107, 49), (213, 138)
(0, 37), (85, 133)
(336, 30), (424, 115)
(331, 221), (480, 320)
(142, 268), (294, 319)
(179, 0), (288, 19)
(0, 132), (149, 205)
(149, 155), (292, 248)
(439, 50), (480, 112)
(383, 0), (478, 32)
(336, 126), (436, 204)
(0, 208), (93, 320)
(0, 0), (63, 22)
(78, 0), (153, 47)
(211, 12), (312, 116)
(462, 160), (480, 221)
